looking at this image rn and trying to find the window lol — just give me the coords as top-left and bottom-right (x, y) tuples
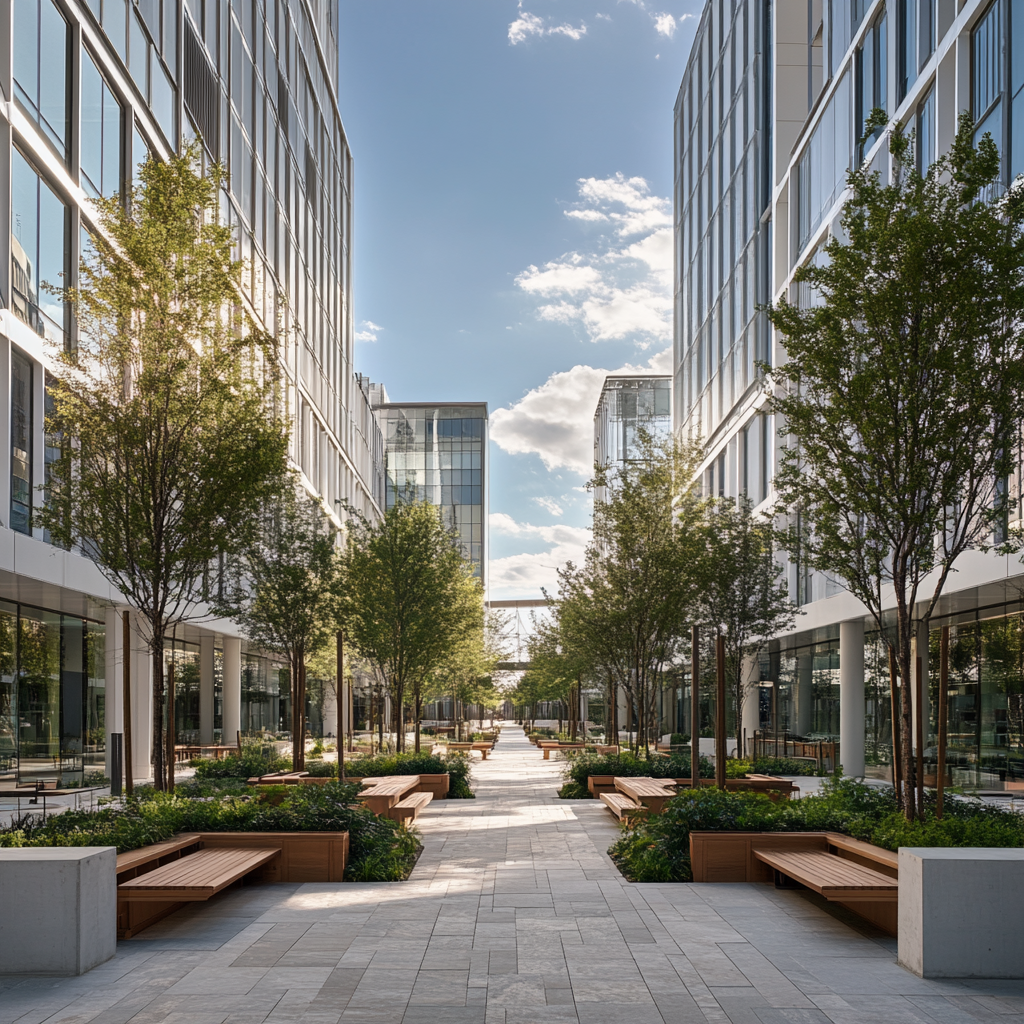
(917, 85), (936, 174)
(81, 50), (123, 199)
(1012, 1), (1024, 181)
(856, 10), (888, 156)
(12, 0), (69, 158)
(11, 349), (32, 536)
(898, 0), (936, 101)
(11, 150), (68, 347)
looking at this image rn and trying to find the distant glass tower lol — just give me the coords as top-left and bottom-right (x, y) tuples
(375, 400), (489, 588)
(592, 376), (671, 504)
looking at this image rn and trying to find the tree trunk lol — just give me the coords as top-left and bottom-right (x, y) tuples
(415, 694), (422, 752)
(895, 605), (917, 820)
(166, 657), (176, 793)
(152, 636), (165, 791)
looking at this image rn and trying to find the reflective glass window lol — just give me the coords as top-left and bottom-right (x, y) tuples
(0, 603), (16, 780)
(81, 50), (123, 199)
(13, 0), (69, 158)
(10, 348), (32, 537)
(18, 608), (61, 777)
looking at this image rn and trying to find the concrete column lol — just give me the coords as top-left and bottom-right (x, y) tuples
(129, 614), (152, 783)
(199, 635), (215, 745)
(222, 637), (241, 745)
(103, 608), (122, 782)
(912, 621), (931, 750)
(840, 619), (866, 778)
(323, 684), (338, 738)
(740, 655), (760, 757)
(796, 653), (813, 736)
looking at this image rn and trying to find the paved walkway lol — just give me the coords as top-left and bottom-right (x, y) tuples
(2, 726), (1023, 1024)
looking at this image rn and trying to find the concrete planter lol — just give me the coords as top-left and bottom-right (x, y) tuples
(0, 847), (116, 975)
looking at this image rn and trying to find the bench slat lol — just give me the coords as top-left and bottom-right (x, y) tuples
(754, 849), (897, 901)
(118, 846), (280, 901)
(116, 833), (203, 876)
(600, 792), (642, 820)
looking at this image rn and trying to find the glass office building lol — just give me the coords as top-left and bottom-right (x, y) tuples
(674, 0), (1024, 785)
(376, 401), (488, 588)
(0, 0), (381, 783)
(592, 375), (671, 505)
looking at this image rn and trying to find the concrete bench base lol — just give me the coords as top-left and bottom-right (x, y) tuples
(899, 848), (1024, 978)
(0, 847), (116, 975)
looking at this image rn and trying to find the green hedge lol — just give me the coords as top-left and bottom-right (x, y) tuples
(350, 751), (474, 798)
(561, 751), (715, 796)
(0, 782), (420, 881)
(609, 777), (1024, 882)
(751, 756), (821, 777)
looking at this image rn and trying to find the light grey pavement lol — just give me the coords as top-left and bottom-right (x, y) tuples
(2, 725), (1023, 1024)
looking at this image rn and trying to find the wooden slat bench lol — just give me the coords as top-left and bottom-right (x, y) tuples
(599, 792), (643, 820)
(753, 848), (898, 902)
(118, 846), (281, 902)
(614, 777), (676, 814)
(389, 791), (433, 823)
(357, 775), (420, 816)
(540, 743), (587, 760)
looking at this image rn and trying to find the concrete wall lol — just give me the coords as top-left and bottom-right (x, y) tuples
(899, 848), (1024, 978)
(0, 848), (116, 975)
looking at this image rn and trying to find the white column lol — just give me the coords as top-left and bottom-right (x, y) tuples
(222, 637), (241, 746)
(323, 685), (338, 738)
(912, 621), (930, 752)
(103, 607), (122, 782)
(129, 614), (152, 783)
(740, 655), (760, 757)
(199, 635), (215, 745)
(840, 619), (866, 778)
(796, 653), (813, 736)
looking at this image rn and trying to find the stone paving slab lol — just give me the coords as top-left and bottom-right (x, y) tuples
(3, 725), (1024, 1024)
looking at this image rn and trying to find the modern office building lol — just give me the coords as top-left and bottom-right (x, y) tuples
(373, 391), (488, 589)
(0, 0), (383, 785)
(675, 0), (1024, 785)
(592, 374), (671, 505)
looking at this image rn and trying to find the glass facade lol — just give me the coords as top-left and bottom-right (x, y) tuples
(674, 0), (772, 444)
(0, 602), (105, 783)
(378, 404), (488, 584)
(593, 376), (671, 505)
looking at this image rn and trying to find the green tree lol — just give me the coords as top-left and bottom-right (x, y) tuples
(223, 482), (341, 771)
(766, 113), (1024, 817)
(41, 149), (289, 790)
(340, 501), (482, 752)
(700, 497), (797, 757)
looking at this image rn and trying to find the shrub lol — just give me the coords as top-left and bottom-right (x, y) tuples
(192, 739), (291, 780)
(304, 759), (337, 778)
(752, 756), (821, 777)
(608, 775), (1024, 882)
(557, 781), (591, 799)
(350, 750), (474, 798)
(561, 751), (714, 795)
(0, 781), (420, 881)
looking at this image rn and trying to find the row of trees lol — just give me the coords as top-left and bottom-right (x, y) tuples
(510, 433), (797, 758)
(40, 148), (492, 789)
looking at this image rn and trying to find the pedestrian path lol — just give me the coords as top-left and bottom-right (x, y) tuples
(2, 726), (1022, 1024)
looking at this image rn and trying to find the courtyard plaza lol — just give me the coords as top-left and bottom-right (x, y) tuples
(2, 727), (1023, 1024)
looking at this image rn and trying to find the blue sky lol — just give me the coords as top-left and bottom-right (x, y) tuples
(336, 0), (701, 598)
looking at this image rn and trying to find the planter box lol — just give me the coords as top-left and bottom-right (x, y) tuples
(689, 831), (896, 936)
(586, 775), (618, 797)
(116, 831), (348, 939)
(414, 773), (450, 799)
(0, 847), (116, 975)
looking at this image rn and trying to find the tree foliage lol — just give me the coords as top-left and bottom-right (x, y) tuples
(41, 148), (289, 789)
(766, 113), (1024, 816)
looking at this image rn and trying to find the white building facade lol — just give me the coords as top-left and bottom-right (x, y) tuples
(675, 0), (1024, 786)
(0, 0), (382, 786)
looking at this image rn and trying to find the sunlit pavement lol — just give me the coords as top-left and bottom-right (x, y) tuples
(2, 726), (1023, 1024)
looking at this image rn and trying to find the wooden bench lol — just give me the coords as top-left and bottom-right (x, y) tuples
(389, 791), (433, 823)
(471, 742), (492, 759)
(357, 775), (420, 816)
(753, 847), (897, 902)
(599, 792), (644, 820)
(540, 743), (587, 760)
(118, 846), (281, 902)
(613, 777), (676, 814)
(594, 745), (619, 755)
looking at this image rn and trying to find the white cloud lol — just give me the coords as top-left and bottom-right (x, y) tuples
(509, 7), (586, 45)
(490, 348), (671, 474)
(355, 320), (381, 343)
(515, 173), (672, 346)
(532, 496), (564, 516)
(653, 13), (676, 37)
(488, 515), (590, 595)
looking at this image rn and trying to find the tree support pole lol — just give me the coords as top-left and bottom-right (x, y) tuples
(716, 633), (726, 789)
(915, 654), (925, 818)
(691, 625), (700, 790)
(337, 630), (346, 780)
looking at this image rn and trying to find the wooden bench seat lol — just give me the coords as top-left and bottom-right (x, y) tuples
(118, 846), (281, 902)
(599, 792), (643, 820)
(116, 833), (203, 880)
(753, 848), (898, 902)
(389, 791), (433, 823)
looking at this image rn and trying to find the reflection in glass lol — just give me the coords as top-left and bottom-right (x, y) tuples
(10, 349), (32, 536)
(17, 608), (61, 777)
(12, 0), (68, 157)
(85, 622), (106, 770)
(0, 605), (17, 779)
(81, 50), (123, 200)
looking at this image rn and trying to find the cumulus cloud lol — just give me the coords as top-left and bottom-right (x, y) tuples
(514, 173), (672, 346)
(653, 13), (676, 37)
(355, 320), (382, 343)
(532, 496), (564, 516)
(488, 515), (590, 595)
(508, 6), (586, 45)
(490, 348), (671, 474)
